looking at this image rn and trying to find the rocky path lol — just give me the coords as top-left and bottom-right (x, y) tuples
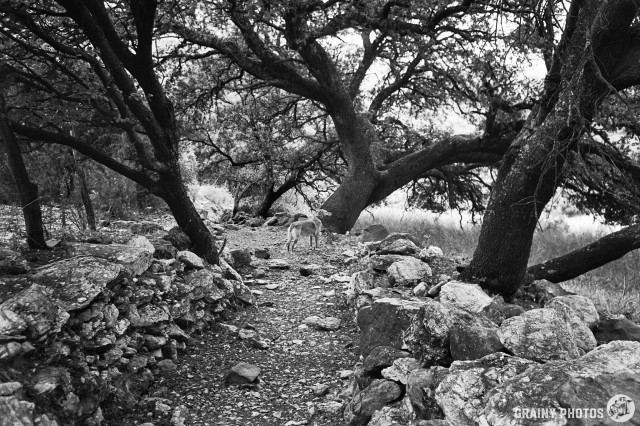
(127, 227), (362, 426)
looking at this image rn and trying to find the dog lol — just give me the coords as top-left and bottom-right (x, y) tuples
(286, 216), (322, 252)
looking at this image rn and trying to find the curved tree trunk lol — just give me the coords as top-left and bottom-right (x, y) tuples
(0, 93), (47, 249)
(160, 167), (219, 264)
(256, 179), (297, 218)
(527, 224), (640, 283)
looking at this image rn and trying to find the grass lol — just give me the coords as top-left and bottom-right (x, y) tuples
(354, 205), (640, 322)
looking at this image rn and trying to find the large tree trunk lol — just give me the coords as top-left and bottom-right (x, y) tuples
(527, 224), (640, 283)
(320, 113), (381, 233)
(159, 167), (219, 264)
(0, 93), (47, 249)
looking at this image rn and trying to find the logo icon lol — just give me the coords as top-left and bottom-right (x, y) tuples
(607, 394), (635, 422)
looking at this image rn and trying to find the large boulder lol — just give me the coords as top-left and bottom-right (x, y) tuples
(343, 379), (403, 426)
(30, 257), (126, 311)
(438, 282), (493, 314)
(378, 239), (420, 256)
(545, 298), (597, 354)
(369, 254), (413, 272)
(546, 295), (599, 328)
(449, 324), (505, 361)
(362, 346), (412, 375)
(497, 308), (591, 362)
(593, 318), (640, 344)
(480, 341), (640, 425)
(406, 298), (496, 367)
(387, 258), (432, 287)
(65, 243), (152, 276)
(357, 298), (426, 356)
(435, 352), (538, 425)
(406, 367), (449, 420)
(361, 224), (390, 243)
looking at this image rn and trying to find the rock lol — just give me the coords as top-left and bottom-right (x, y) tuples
(265, 259), (290, 269)
(177, 251), (204, 269)
(361, 224), (390, 243)
(363, 346), (412, 374)
(344, 379), (402, 426)
(546, 294), (599, 328)
(387, 257), (432, 287)
(0, 309), (27, 335)
(0, 248), (29, 275)
(0, 394), (34, 425)
(220, 259), (243, 282)
(368, 400), (413, 426)
(232, 281), (255, 305)
(157, 359), (178, 372)
(32, 367), (71, 394)
(406, 367), (448, 420)
(85, 231), (113, 244)
(418, 246), (444, 260)
(378, 238), (420, 256)
(264, 283), (279, 290)
(381, 357), (421, 384)
(594, 318), (640, 346)
(299, 264), (322, 276)
(438, 281), (493, 314)
(225, 362), (261, 385)
(435, 352), (537, 425)
(479, 341), (640, 425)
(229, 249), (252, 268)
(128, 235), (155, 254)
(170, 405), (189, 426)
(406, 298), (496, 366)
(450, 324), (505, 361)
(357, 297), (427, 356)
(254, 248), (270, 259)
(498, 308), (586, 362)
(143, 334), (167, 349)
(263, 217), (279, 226)
(369, 254), (413, 272)
(0, 284), (69, 340)
(163, 227), (191, 251)
(413, 282), (427, 297)
(302, 316), (341, 331)
(0, 342), (22, 361)
(148, 238), (177, 259)
(310, 383), (330, 396)
(317, 401), (343, 414)
(0, 382), (22, 396)
(130, 221), (164, 235)
(527, 279), (574, 304)
(545, 297), (597, 354)
(498, 303), (525, 319)
(379, 233), (422, 248)
(66, 243), (153, 276)
(129, 304), (170, 328)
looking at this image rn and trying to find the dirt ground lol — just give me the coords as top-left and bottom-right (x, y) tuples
(123, 226), (363, 426)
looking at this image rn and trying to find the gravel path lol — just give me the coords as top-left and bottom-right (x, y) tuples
(126, 226), (362, 426)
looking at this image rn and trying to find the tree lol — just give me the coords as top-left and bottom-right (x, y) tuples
(462, 0), (640, 296)
(0, 0), (220, 262)
(170, 0), (530, 232)
(0, 87), (47, 248)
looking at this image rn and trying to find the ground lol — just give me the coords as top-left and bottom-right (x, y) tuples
(123, 226), (363, 426)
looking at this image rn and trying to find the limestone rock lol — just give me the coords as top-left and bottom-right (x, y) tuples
(498, 308), (585, 362)
(527, 279), (574, 304)
(413, 282), (427, 297)
(128, 235), (155, 254)
(303, 316), (341, 331)
(225, 362), (261, 385)
(439, 281), (493, 314)
(450, 324), (505, 361)
(0, 395), (34, 425)
(378, 238), (420, 256)
(0, 285), (69, 340)
(265, 259), (290, 269)
(31, 256), (125, 311)
(177, 251), (204, 269)
(344, 379), (402, 426)
(546, 298), (597, 354)
(435, 352), (537, 425)
(388, 257), (432, 287)
(381, 357), (421, 384)
(480, 341), (640, 425)
(129, 304), (170, 328)
(357, 297), (426, 356)
(362, 346), (412, 375)
(546, 294), (599, 328)
(369, 254), (412, 272)
(361, 224), (389, 243)
(418, 246), (444, 261)
(229, 249), (252, 268)
(378, 233), (422, 248)
(368, 399), (414, 426)
(594, 318), (640, 344)
(65, 243), (152, 276)
(406, 367), (448, 420)
(0, 309), (27, 335)
(406, 298), (496, 367)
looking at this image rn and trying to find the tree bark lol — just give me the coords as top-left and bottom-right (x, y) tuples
(256, 178), (298, 218)
(527, 224), (640, 283)
(159, 166), (219, 264)
(0, 93), (47, 249)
